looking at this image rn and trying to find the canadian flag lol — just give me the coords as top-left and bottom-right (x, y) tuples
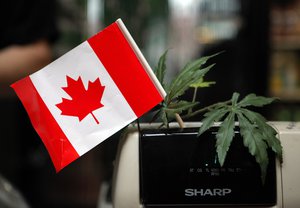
(11, 19), (166, 172)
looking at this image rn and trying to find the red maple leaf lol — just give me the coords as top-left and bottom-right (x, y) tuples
(56, 76), (105, 124)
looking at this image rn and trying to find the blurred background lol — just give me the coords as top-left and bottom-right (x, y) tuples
(0, 0), (300, 207)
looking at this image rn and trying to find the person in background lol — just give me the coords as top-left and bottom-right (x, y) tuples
(0, 1), (58, 94)
(0, 40), (52, 94)
(0, 0), (59, 206)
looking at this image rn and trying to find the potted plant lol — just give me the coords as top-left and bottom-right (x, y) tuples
(112, 51), (283, 207)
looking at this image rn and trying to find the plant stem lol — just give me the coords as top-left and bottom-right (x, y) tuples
(188, 87), (198, 114)
(182, 99), (231, 119)
(192, 87), (198, 103)
(166, 113), (170, 129)
(175, 113), (185, 129)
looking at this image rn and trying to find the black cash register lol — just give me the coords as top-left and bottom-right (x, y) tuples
(139, 127), (276, 207)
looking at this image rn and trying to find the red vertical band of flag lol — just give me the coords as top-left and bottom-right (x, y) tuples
(87, 23), (163, 117)
(11, 77), (79, 172)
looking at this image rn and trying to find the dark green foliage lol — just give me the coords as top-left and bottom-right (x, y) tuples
(152, 52), (282, 183)
(198, 93), (282, 182)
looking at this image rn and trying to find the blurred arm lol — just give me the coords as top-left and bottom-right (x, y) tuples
(0, 40), (52, 84)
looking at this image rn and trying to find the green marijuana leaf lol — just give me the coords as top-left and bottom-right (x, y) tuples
(150, 51), (282, 183)
(152, 51), (219, 126)
(154, 50), (168, 89)
(199, 92), (282, 182)
(237, 112), (269, 183)
(216, 111), (235, 166)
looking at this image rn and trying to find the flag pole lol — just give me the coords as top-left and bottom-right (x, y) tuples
(137, 118), (141, 135)
(116, 18), (166, 99)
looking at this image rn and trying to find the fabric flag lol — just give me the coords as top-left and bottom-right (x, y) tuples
(11, 19), (166, 172)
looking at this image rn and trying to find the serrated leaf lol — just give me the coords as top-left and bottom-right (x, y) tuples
(198, 107), (229, 136)
(165, 101), (199, 114)
(154, 50), (168, 88)
(261, 124), (282, 162)
(231, 92), (240, 106)
(167, 64), (215, 102)
(238, 93), (276, 107)
(190, 78), (216, 88)
(237, 112), (269, 182)
(160, 110), (169, 127)
(171, 53), (219, 87)
(239, 108), (283, 162)
(151, 51), (220, 128)
(166, 53), (219, 103)
(215, 111), (235, 166)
